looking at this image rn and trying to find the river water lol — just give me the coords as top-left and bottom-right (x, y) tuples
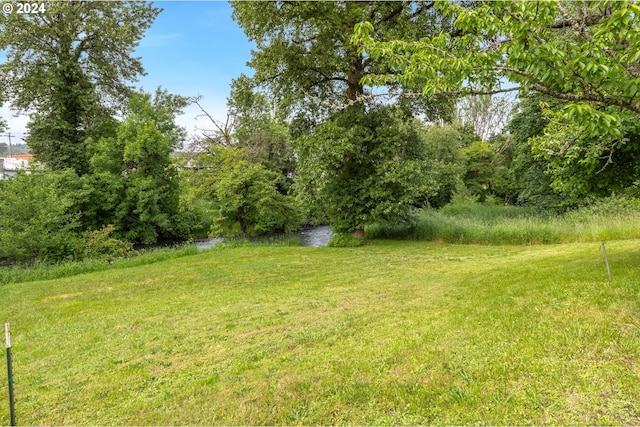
(297, 225), (332, 247)
(194, 225), (333, 250)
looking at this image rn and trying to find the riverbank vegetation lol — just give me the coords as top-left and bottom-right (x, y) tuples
(1, 239), (639, 425)
(0, 244), (199, 286)
(367, 197), (640, 245)
(3, 195), (639, 284)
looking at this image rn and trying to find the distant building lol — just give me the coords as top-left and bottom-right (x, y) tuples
(0, 154), (33, 178)
(6, 154), (33, 161)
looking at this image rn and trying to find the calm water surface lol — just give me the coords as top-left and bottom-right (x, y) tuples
(195, 225), (333, 250)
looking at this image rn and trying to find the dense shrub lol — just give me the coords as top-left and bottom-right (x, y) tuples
(328, 233), (366, 247)
(0, 170), (80, 263)
(76, 225), (134, 262)
(183, 146), (303, 238)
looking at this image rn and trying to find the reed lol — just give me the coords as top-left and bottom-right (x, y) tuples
(367, 199), (640, 245)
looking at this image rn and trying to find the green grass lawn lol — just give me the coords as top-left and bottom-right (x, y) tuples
(1, 239), (640, 425)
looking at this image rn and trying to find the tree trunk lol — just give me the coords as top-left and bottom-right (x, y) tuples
(346, 36), (365, 102)
(239, 219), (247, 237)
(346, 61), (364, 102)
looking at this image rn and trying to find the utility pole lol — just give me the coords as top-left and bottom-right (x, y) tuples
(6, 132), (13, 157)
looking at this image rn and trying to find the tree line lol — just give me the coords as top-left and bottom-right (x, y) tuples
(0, 0), (637, 262)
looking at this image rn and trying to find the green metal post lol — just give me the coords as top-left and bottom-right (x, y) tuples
(5, 322), (15, 426)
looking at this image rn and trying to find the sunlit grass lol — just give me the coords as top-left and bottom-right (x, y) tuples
(0, 235), (304, 286)
(0, 244), (200, 285)
(1, 239), (640, 424)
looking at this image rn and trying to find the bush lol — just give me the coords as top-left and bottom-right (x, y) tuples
(188, 147), (304, 238)
(76, 225), (134, 261)
(0, 170), (81, 263)
(328, 233), (366, 247)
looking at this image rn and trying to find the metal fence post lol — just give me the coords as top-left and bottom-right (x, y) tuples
(5, 322), (15, 426)
(601, 241), (612, 282)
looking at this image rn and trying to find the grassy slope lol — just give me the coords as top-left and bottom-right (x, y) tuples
(1, 240), (640, 425)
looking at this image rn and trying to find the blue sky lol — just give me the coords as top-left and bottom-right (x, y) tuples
(135, 1), (254, 134)
(1, 1), (254, 144)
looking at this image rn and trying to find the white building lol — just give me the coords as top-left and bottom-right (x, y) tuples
(0, 155), (32, 178)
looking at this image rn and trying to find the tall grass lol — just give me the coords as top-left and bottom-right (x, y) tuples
(366, 198), (640, 245)
(235, 234), (304, 247)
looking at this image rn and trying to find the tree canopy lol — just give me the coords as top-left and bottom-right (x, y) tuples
(3, 0), (640, 262)
(296, 105), (437, 236)
(88, 89), (189, 244)
(232, 1), (452, 116)
(353, 0), (640, 138)
(232, 1), (457, 237)
(0, 0), (160, 174)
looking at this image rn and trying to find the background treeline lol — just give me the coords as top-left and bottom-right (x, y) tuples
(1, 1), (638, 264)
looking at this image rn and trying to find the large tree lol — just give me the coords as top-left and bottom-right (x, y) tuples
(296, 105), (438, 237)
(353, 0), (640, 165)
(232, 1), (453, 238)
(455, 94), (516, 142)
(0, 0), (159, 174)
(232, 1), (452, 112)
(183, 88), (302, 237)
(88, 89), (189, 244)
(505, 93), (575, 210)
(228, 76), (296, 186)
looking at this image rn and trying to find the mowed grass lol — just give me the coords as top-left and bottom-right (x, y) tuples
(1, 240), (640, 425)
